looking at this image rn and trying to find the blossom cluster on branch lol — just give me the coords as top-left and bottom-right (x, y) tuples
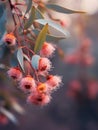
(0, 0), (85, 125)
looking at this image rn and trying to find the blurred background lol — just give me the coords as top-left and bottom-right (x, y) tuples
(0, 0), (98, 130)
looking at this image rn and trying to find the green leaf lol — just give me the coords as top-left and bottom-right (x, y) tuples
(46, 4), (86, 14)
(25, 0), (32, 14)
(34, 24), (48, 53)
(33, 29), (66, 41)
(17, 48), (25, 72)
(24, 6), (36, 29)
(35, 19), (70, 38)
(0, 107), (18, 125)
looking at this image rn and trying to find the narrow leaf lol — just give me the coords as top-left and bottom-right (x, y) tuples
(35, 19), (70, 38)
(33, 29), (65, 41)
(11, 101), (25, 115)
(17, 48), (25, 72)
(34, 24), (48, 53)
(25, 0), (32, 14)
(24, 6), (35, 29)
(23, 54), (30, 62)
(35, 8), (44, 19)
(46, 4), (85, 14)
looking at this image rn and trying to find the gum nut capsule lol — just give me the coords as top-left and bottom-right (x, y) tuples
(31, 55), (40, 70)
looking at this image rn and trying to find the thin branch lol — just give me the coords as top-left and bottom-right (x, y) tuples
(8, 0), (17, 26)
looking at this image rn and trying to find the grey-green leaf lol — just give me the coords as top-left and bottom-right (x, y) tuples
(34, 24), (48, 53)
(23, 54), (30, 62)
(24, 6), (35, 29)
(46, 4), (86, 14)
(35, 19), (70, 37)
(35, 8), (44, 19)
(25, 0), (32, 14)
(17, 48), (25, 72)
(11, 101), (25, 115)
(0, 107), (18, 125)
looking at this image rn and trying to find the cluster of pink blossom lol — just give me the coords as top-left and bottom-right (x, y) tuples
(4, 33), (62, 106)
(67, 79), (98, 100)
(65, 38), (94, 66)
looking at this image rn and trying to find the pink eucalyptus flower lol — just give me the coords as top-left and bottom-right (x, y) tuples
(87, 80), (97, 99)
(39, 58), (52, 72)
(40, 42), (55, 57)
(7, 67), (22, 81)
(81, 38), (92, 52)
(3, 33), (16, 46)
(27, 92), (51, 106)
(65, 54), (79, 64)
(0, 114), (8, 125)
(19, 75), (36, 93)
(67, 80), (81, 98)
(46, 75), (62, 91)
(82, 55), (94, 66)
(69, 80), (81, 91)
